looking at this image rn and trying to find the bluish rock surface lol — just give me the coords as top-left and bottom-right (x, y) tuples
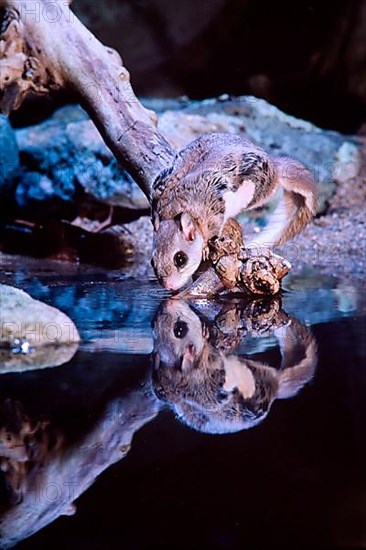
(0, 115), (20, 193)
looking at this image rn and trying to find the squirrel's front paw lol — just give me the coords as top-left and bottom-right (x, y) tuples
(202, 245), (210, 262)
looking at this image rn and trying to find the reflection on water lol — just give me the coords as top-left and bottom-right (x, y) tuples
(0, 268), (365, 549)
(152, 298), (317, 434)
(0, 359), (160, 548)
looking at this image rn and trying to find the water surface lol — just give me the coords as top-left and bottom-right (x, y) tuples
(0, 259), (365, 549)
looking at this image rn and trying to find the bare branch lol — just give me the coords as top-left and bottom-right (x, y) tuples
(0, 0), (176, 198)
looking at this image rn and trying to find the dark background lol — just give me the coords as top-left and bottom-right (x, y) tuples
(10, 0), (366, 134)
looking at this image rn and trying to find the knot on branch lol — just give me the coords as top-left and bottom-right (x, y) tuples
(0, 7), (53, 114)
(208, 219), (291, 295)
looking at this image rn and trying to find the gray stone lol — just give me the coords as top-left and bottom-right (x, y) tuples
(0, 285), (80, 373)
(334, 141), (362, 183)
(0, 115), (20, 193)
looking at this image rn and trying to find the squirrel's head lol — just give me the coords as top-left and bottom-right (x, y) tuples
(151, 213), (204, 291)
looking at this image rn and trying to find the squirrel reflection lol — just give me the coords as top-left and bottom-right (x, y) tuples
(152, 298), (317, 434)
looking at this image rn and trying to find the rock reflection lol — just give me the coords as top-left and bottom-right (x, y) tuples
(0, 343), (79, 375)
(152, 297), (318, 434)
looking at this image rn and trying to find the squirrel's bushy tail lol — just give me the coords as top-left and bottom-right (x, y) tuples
(253, 157), (317, 246)
(275, 317), (318, 399)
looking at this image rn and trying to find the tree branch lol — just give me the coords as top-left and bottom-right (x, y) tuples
(0, 0), (176, 198)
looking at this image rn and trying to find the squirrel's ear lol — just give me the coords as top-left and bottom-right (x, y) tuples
(180, 213), (196, 242)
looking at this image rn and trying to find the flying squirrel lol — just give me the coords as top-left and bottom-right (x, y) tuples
(151, 133), (317, 291)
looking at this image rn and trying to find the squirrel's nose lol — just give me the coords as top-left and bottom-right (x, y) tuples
(166, 282), (180, 293)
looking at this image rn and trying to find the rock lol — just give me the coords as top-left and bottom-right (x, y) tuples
(0, 115), (20, 193)
(65, 120), (148, 208)
(14, 97), (363, 217)
(334, 141), (362, 183)
(97, 216), (153, 269)
(16, 106), (149, 210)
(0, 285), (80, 373)
(158, 110), (241, 149)
(73, 216), (153, 271)
(15, 171), (72, 208)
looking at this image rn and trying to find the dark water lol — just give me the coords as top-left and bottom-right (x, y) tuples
(0, 260), (365, 549)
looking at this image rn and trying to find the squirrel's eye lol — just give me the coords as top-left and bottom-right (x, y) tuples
(174, 251), (188, 269)
(174, 321), (189, 339)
